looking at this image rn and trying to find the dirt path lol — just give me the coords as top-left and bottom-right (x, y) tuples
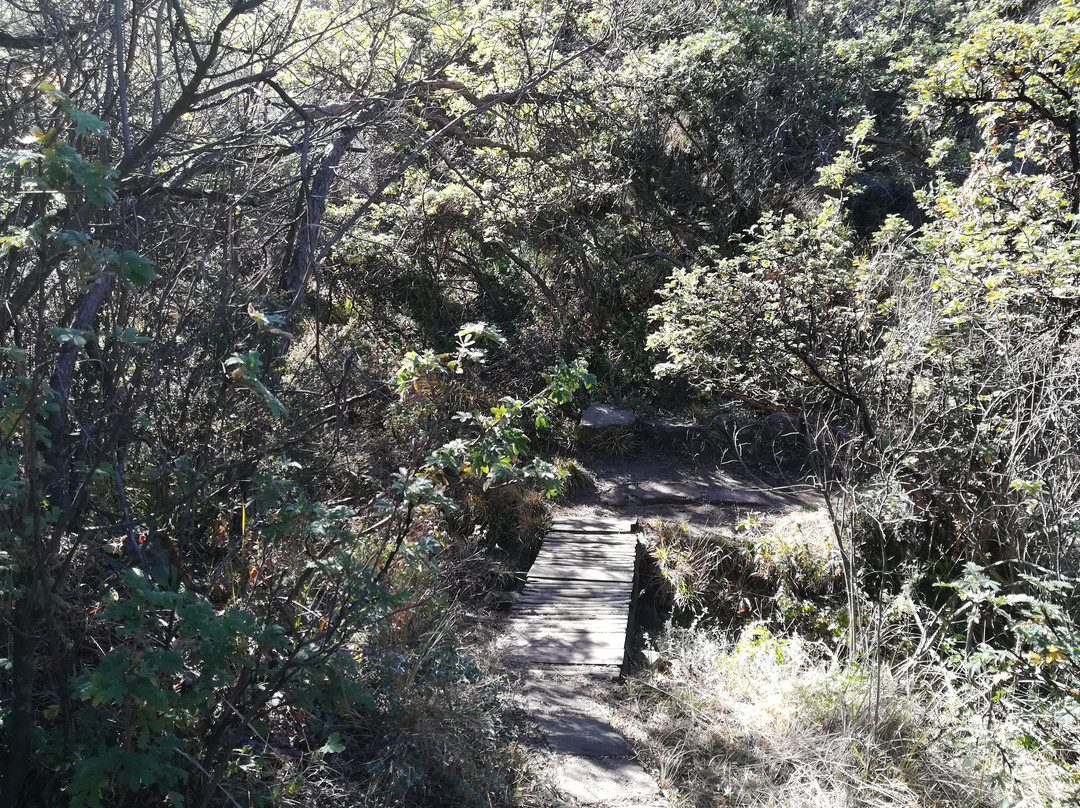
(507, 436), (828, 806)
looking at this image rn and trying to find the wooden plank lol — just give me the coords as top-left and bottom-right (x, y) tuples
(518, 587), (632, 598)
(508, 620), (630, 635)
(508, 633), (628, 650)
(517, 593), (632, 606)
(517, 597), (631, 610)
(511, 639), (630, 665)
(531, 554), (636, 569)
(513, 597), (629, 608)
(537, 536), (638, 549)
(531, 555), (636, 569)
(528, 560), (636, 573)
(535, 548), (632, 557)
(551, 513), (637, 522)
(550, 514), (634, 524)
(521, 577), (632, 590)
(535, 540), (637, 553)
(510, 641), (626, 658)
(540, 541), (638, 553)
(523, 663), (622, 678)
(511, 608), (630, 620)
(548, 519), (637, 533)
(529, 566), (635, 578)
(534, 546), (635, 557)
(518, 584), (633, 599)
(512, 598), (631, 610)
(513, 652), (625, 667)
(544, 531), (638, 541)
(513, 608), (631, 620)
(530, 556), (636, 569)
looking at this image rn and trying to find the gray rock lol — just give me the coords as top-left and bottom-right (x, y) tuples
(637, 417), (709, 454)
(553, 753), (662, 805)
(524, 681), (633, 757)
(581, 403), (635, 430)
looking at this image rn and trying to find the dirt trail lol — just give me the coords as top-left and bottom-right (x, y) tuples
(515, 441), (825, 806)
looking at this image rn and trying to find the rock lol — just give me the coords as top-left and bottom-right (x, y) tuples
(580, 404), (638, 455)
(624, 481), (703, 504)
(524, 680), (633, 757)
(622, 480), (806, 507)
(761, 411), (801, 440)
(483, 590), (519, 610)
(638, 417), (707, 449)
(553, 754), (663, 805)
(580, 403), (635, 430)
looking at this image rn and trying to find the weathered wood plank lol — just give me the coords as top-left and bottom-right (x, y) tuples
(534, 542), (636, 554)
(517, 584), (633, 598)
(517, 592), (632, 602)
(550, 514), (635, 524)
(534, 543), (636, 555)
(536, 536), (638, 548)
(534, 540), (637, 553)
(531, 555), (636, 569)
(512, 598), (630, 611)
(520, 578), (632, 590)
(534, 555), (636, 567)
(529, 561), (634, 576)
(544, 531), (638, 541)
(517, 584), (629, 596)
(510, 644), (626, 666)
(508, 620), (630, 635)
(529, 557), (635, 566)
(548, 519), (637, 533)
(507, 512), (642, 672)
(510, 605), (630, 617)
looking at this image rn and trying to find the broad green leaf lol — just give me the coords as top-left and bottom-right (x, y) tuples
(69, 107), (107, 137)
(114, 250), (155, 286)
(317, 732), (346, 755)
(47, 327), (93, 348)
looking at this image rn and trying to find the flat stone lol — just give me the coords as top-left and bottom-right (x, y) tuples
(624, 480), (705, 504)
(624, 481), (802, 507)
(524, 681), (633, 757)
(553, 753), (662, 805)
(580, 403), (635, 430)
(638, 418), (706, 439)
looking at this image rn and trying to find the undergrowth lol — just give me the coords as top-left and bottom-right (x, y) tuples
(619, 626), (1078, 808)
(643, 513), (844, 638)
(629, 517), (1080, 807)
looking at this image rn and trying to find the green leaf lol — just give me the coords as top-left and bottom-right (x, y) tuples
(118, 326), (152, 346)
(317, 732), (346, 755)
(47, 327), (93, 348)
(2, 345), (27, 362)
(226, 351), (287, 417)
(52, 229), (92, 249)
(69, 107), (107, 137)
(113, 250), (155, 286)
(68, 159), (117, 206)
(247, 304), (290, 336)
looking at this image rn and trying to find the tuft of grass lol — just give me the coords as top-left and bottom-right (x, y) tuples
(618, 625), (1078, 808)
(553, 456), (590, 501)
(582, 424), (641, 456)
(643, 517), (844, 637)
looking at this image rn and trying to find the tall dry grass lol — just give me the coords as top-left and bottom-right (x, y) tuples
(616, 626), (1077, 808)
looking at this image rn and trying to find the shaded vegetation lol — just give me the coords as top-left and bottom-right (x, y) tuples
(0, 0), (1078, 804)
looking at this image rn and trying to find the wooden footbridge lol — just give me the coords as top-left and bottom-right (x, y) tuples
(507, 515), (641, 677)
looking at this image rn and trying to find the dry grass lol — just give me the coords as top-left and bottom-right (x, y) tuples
(616, 626), (1078, 808)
